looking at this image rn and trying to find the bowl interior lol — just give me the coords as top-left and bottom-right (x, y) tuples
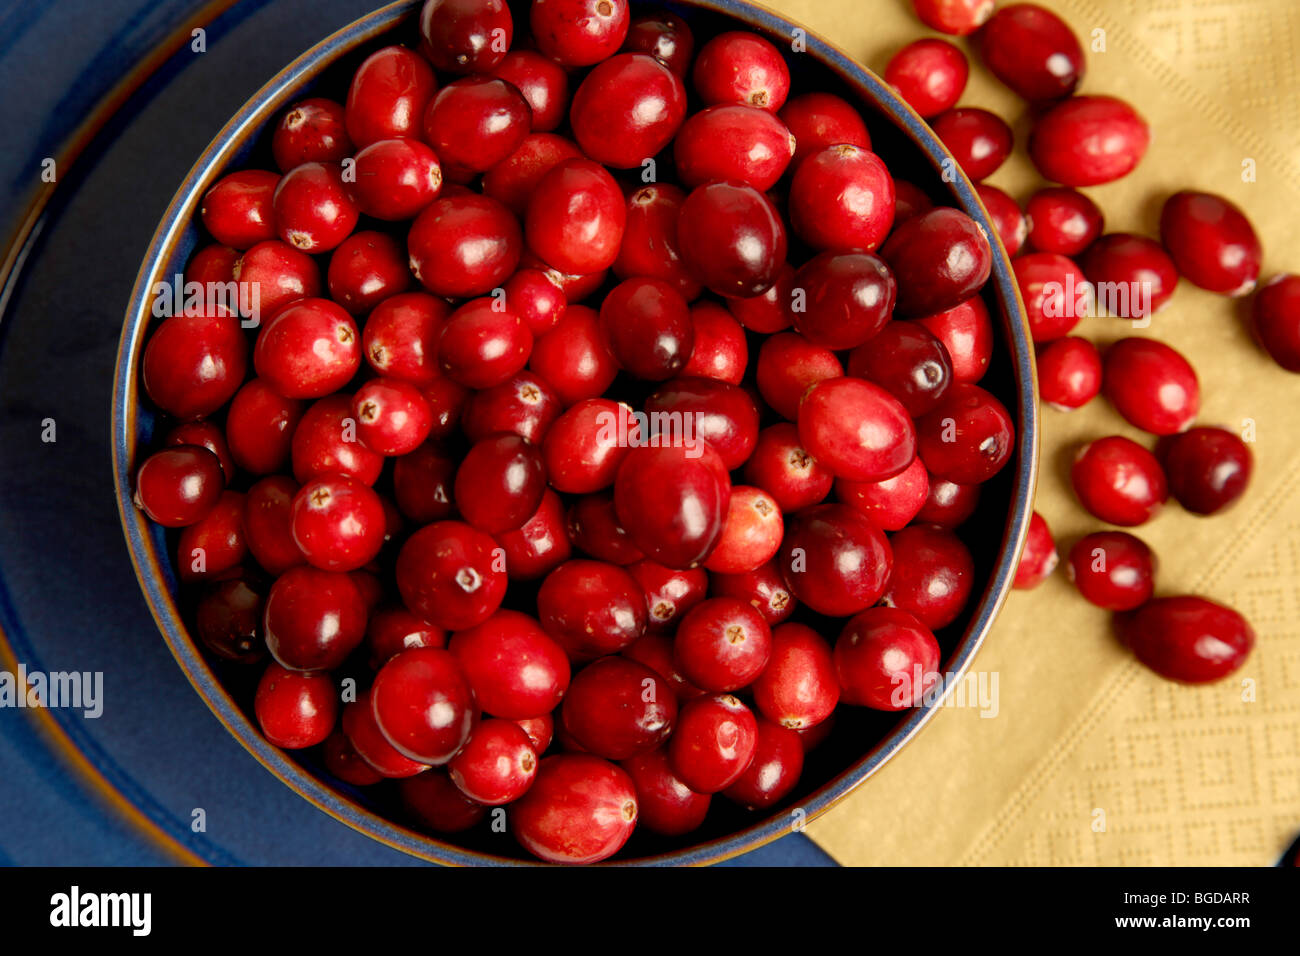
(113, 0), (1036, 865)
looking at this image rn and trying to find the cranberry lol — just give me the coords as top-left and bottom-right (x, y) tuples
(424, 76), (531, 175)
(186, 243), (239, 285)
(165, 420), (234, 482)
(272, 162), (359, 253)
(848, 320), (953, 417)
(620, 747), (709, 836)
(195, 578), (266, 662)
(644, 377), (759, 471)
(622, 633), (705, 701)
(725, 261), (795, 333)
(835, 607), (941, 710)
(931, 108), (1013, 181)
(917, 474), (981, 527)
(510, 754), (638, 864)
(370, 647), (476, 765)
(408, 193), (522, 298)
(343, 692), (428, 778)
(363, 293), (451, 386)
(722, 719), (803, 810)
(396, 520), (507, 630)
(326, 231), (410, 315)
(1029, 95), (1150, 187)
(1013, 511), (1058, 589)
(419, 0), (512, 74)
(976, 183), (1029, 257)
(389, 444), (454, 526)
(1159, 191), (1263, 296)
(400, 770), (486, 831)
(881, 208), (992, 316)
(916, 383), (1015, 484)
(1070, 436), (1168, 526)
(627, 560), (709, 632)
(541, 399), (635, 494)
(1119, 596), (1254, 684)
(233, 240), (322, 320)
(674, 104), (793, 192)
(710, 559), (797, 627)
(622, 12), (694, 77)
(529, 305), (619, 406)
(513, 714), (554, 754)
(755, 334), (841, 422)
(614, 184), (702, 301)
(348, 44), (436, 146)
(350, 378), (431, 457)
(447, 719), (537, 805)
(1026, 187), (1104, 256)
(1066, 531), (1156, 611)
(526, 158), (626, 275)
(678, 182), (787, 297)
(243, 476), (305, 576)
(561, 657), (676, 760)
(682, 302), (747, 384)
(893, 178), (934, 222)
(837, 456), (930, 532)
(911, 0), (994, 35)
(134, 446), (224, 528)
(779, 503), (893, 616)
(200, 170), (279, 250)
(481, 133), (583, 217)
(437, 297), (532, 390)
(884, 38), (968, 117)
(538, 559), (647, 660)
(789, 144), (893, 253)
(177, 490), (246, 581)
(1080, 234), (1178, 319)
(752, 623), (838, 730)
(493, 50), (569, 132)
(531, 0), (629, 67)
(779, 92), (871, 167)
(289, 475), (385, 572)
(702, 486), (783, 575)
(454, 433), (546, 535)
(495, 489), (571, 581)
(291, 394), (384, 485)
(254, 298), (360, 399)
(1102, 338), (1199, 435)
(567, 492), (645, 566)
(272, 98), (352, 171)
(798, 377), (915, 482)
(913, 295), (994, 384)
(599, 278), (693, 381)
(571, 53), (686, 169)
(790, 252), (896, 350)
(668, 693), (758, 794)
(1012, 252), (1089, 343)
(254, 664), (336, 750)
(367, 606), (446, 668)
(1037, 336), (1101, 410)
(420, 377), (470, 441)
(882, 524), (974, 630)
(673, 597), (772, 693)
(502, 270), (567, 338)
(351, 138), (442, 221)
(614, 439), (731, 570)
(978, 3), (1085, 102)
(223, 380), (301, 475)
(1252, 274), (1300, 371)
(324, 730), (384, 784)
(143, 310), (247, 419)
(743, 423), (834, 513)
(1161, 426), (1252, 516)
(692, 30), (789, 111)
(448, 609), (570, 720)
(264, 566), (367, 671)
(464, 374), (560, 447)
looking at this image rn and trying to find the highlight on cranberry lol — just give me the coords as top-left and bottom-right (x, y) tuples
(127, 0), (1279, 864)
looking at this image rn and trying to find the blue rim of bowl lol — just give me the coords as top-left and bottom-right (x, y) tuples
(111, 0), (1039, 866)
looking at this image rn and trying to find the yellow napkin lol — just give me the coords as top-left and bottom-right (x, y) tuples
(766, 0), (1300, 865)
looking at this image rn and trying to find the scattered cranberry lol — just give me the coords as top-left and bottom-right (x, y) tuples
(254, 664), (337, 750)
(881, 524), (974, 630)
(244, 476), (306, 576)
(702, 486), (783, 575)
(367, 606), (446, 669)
(1080, 234), (1178, 318)
(1102, 338), (1199, 435)
(1066, 531), (1156, 611)
(531, 0), (629, 67)
(791, 252), (896, 350)
(1161, 426), (1252, 515)
(931, 108), (1013, 181)
(881, 208), (992, 317)
(722, 719), (803, 810)
(884, 38), (968, 118)
(599, 277), (693, 381)
(779, 504), (893, 616)
(425, 76), (532, 175)
(673, 597), (771, 693)
(752, 623), (838, 730)
(620, 747), (710, 836)
(1036, 336), (1102, 410)
(1025, 187), (1104, 256)
(371, 647), (476, 765)
(510, 754), (638, 864)
(615, 184), (702, 301)
(1070, 436), (1168, 527)
(195, 577), (265, 662)
(978, 3), (1085, 102)
(437, 297), (532, 389)
(326, 231), (410, 315)
(1252, 274), (1300, 371)
(917, 474), (981, 527)
(186, 243), (239, 285)
(448, 719), (537, 805)
(449, 609), (570, 720)
(225, 379), (303, 475)
(133, 446), (225, 528)
(675, 104), (793, 192)
(504, 270), (568, 337)
(835, 607), (940, 710)
(668, 694), (758, 794)
(495, 489), (572, 581)
(396, 520), (507, 630)
(264, 566), (367, 671)
(910, 0), (994, 35)
(234, 240), (322, 319)
(628, 560), (709, 634)
(1118, 596), (1254, 684)
(454, 433), (546, 535)
(623, 11), (693, 76)
(481, 133), (582, 216)
(1029, 95), (1150, 187)
(693, 30), (789, 111)
(1159, 191), (1263, 296)
(1013, 252), (1089, 343)
(1013, 511), (1058, 589)
(343, 691), (429, 778)
(725, 261), (796, 333)
(529, 305), (619, 406)
(756, 332), (843, 421)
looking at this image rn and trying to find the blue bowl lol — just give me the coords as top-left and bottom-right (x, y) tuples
(112, 0), (1038, 865)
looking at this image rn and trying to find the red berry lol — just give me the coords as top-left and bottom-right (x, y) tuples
(693, 30), (789, 111)
(678, 182), (787, 298)
(463, 372), (561, 446)
(673, 597), (771, 693)
(343, 692), (428, 779)
(290, 475), (386, 572)
(200, 170), (280, 250)
(599, 278), (694, 381)
(561, 657), (677, 759)
(351, 378), (432, 456)
(1161, 426), (1252, 516)
(682, 302), (747, 384)
(408, 193), (523, 298)
(1037, 336), (1101, 410)
(917, 474), (981, 527)
(448, 719), (537, 804)
(835, 607), (940, 709)
(1119, 596), (1254, 684)
(893, 178), (934, 222)
(884, 38), (968, 118)
(291, 393), (384, 485)
(529, 305), (619, 406)
(351, 137), (443, 220)
(882, 524), (974, 630)
(186, 243), (239, 285)
(254, 663), (337, 749)
(798, 377), (916, 482)
(779, 503), (893, 616)
(790, 252), (896, 350)
(530, 0), (630, 67)
(449, 609), (570, 719)
(272, 98), (352, 171)
(272, 162), (359, 253)
(881, 208), (991, 316)
(789, 144), (894, 253)
(674, 104), (793, 191)
(526, 158), (626, 276)
(1025, 187), (1104, 256)
(233, 240), (322, 319)
(710, 559), (797, 627)
(371, 647), (476, 764)
(668, 693), (758, 794)
(493, 50), (569, 132)
(177, 490), (246, 581)
(1013, 511), (1058, 589)
(396, 520), (507, 630)
(494, 489), (572, 581)
(1029, 95), (1149, 187)
(225, 379), (303, 475)
(437, 297), (532, 389)
(623, 11), (694, 75)
(264, 566), (367, 671)
(915, 382), (1015, 484)
(134, 446), (225, 528)
(345, 44), (437, 147)
(243, 476), (306, 576)
(454, 433), (546, 534)
(424, 76), (531, 174)
(722, 720), (803, 810)
(978, 3), (1085, 102)
(751, 622), (838, 729)
(418, 0), (512, 74)
(644, 377), (759, 471)
(401, 769), (485, 830)
(537, 559), (647, 661)
(931, 108), (1013, 181)
(367, 606), (446, 668)
(1012, 252), (1089, 343)
(143, 310), (248, 420)
(836, 456), (930, 532)
(847, 320), (953, 417)
(702, 486), (783, 575)
(513, 714), (554, 754)
(743, 422), (834, 513)
(614, 183), (703, 301)
(1066, 531), (1156, 611)
(1101, 338), (1199, 435)
(620, 747), (709, 836)
(571, 53), (687, 169)
(725, 261), (796, 333)
(913, 295), (993, 384)
(1159, 191), (1263, 296)
(542, 398), (637, 494)
(622, 632), (705, 701)
(1079, 234), (1178, 318)
(363, 292), (451, 386)
(254, 298), (360, 399)
(510, 754), (638, 864)
(975, 183), (1029, 257)
(756, 332), (842, 422)
(1070, 436), (1168, 526)
(164, 420), (234, 482)
(1252, 274), (1300, 370)
(481, 133), (583, 217)
(326, 231), (411, 315)
(627, 560), (709, 633)
(614, 439), (732, 569)
(323, 730), (384, 786)
(779, 92), (870, 167)
(910, 0), (994, 35)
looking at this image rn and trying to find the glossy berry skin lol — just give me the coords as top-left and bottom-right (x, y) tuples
(454, 433), (546, 534)
(352, 138), (442, 221)
(571, 53), (687, 169)
(327, 231), (410, 315)
(884, 38), (968, 118)
(882, 208), (992, 317)
(177, 490), (245, 581)
(504, 270), (567, 337)
(531, 0), (629, 67)
(613, 440), (732, 570)
(1036, 336), (1101, 410)
(538, 560), (647, 661)
(343, 692), (429, 778)
(743, 424), (833, 513)
(756, 333), (843, 422)
(798, 377), (916, 483)
(673, 597), (771, 693)
(1252, 274), (1300, 371)
(1102, 338), (1199, 436)
(882, 524), (974, 630)
(622, 633), (704, 701)
(448, 719), (537, 805)
(1029, 95), (1150, 187)
(669, 694), (758, 794)
(599, 278), (693, 381)
(835, 607), (940, 710)
(526, 158), (626, 276)
(703, 486), (783, 575)
(620, 747), (710, 837)
(627, 560), (709, 633)
(272, 98), (352, 171)
(408, 193), (522, 298)
(513, 714), (554, 754)
(225, 379), (303, 476)
(371, 647), (476, 765)
(678, 182), (787, 298)
(1159, 191), (1263, 296)
(789, 145), (894, 253)
(1013, 511), (1058, 589)
(930, 108), (1013, 181)
(543, 399), (637, 496)
(437, 298), (532, 390)
(143, 310), (248, 420)
(243, 476), (305, 576)
(134, 446), (224, 528)
(291, 475), (386, 572)
(911, 0), (994, 35)
(1066, 531), (1156, 611)
(779, 504), (893, 616)
(396, 521), (507, 631)
(1161, 426), (1252, 516)
(791, 252), (896, 350)
(1119, 596), (1255, 684)
(345, 45), (436, 146)
(644, 377), (759, 471)
(780, 93), (871, 167)
(978, 3), (1085, 102)
(463, 372), (561, 446)
(200, 170), (279, 249)
(424, 76), (531, 174)
(367, 606), (446, 668)
(976, 183), (1029, 257)
(674, 104), (794, 191)
(893, 179), (933, 222)
(693, 30), (789, 112)
(1080, 234), (1178, 318)
(186, 242), (239, 285)
(561, 657), (676, 760)
(254, 664), (337, 750)
(1026, 187), (1104, 257)
(722, 720), (804, 810)
(419, 0), (511, 74)
(848, 320), (953, 417)
(254, 298), (360, 399)
(529, 305), (619, 406)
(752, 623), (838, 730)
(683, 302), (747, 384)
(351, 378), (432, 457)
(510, 754), (638, 865)
(836, 456), (930, 532)
(710, 559), (796, 627)
(232, 240), (322, 319)
(623, 12), (694, 76)
(916, 382), (1015, 485)
(494, 489), (571, 581)
(493, 50), (569, 132)
(1070, 436), (1168, 527)
(401, 769), (485, 830)
(1013, 252), (1089, 343)
(614, 184), (701, 301)
(725, 261), (795, 333)
(482, 133), (582, 217)
(568, 494), (645, 566)
(264, 566), (367, 671)
(449, 610), (570, 719)
(917, 475), (981, 528)
(272, 162), (359, 253)
(291, 394), (384, 486)
(914, 295), (993, 384)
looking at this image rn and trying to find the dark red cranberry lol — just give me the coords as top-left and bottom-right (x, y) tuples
(1161, 426), (1252, 515)
(598, 278), (693, 381)
(177, 490), (246, 581)
(351, 138), (442, 221)
(884, 38), (968, 117)
(1080, 234), (1178, 318)
(674, 104), (794, 191)
(798, 377), (915, 482)
(614, 184), (702, 301)
(420, 377), (471, 441)
(363, 293), (450, 386)
(620, 747), (709, 836)
(493, 50), (569, 132)
(911, 0), (994, 35)
(495, 489), (571, 581)
(510, 754), (638, 864)
(917, 474), (981, 527)
(673, 597), (771, 693)
(1252, 274), (1300, 371)
(722, 719), (803, 810)
(561, 657), (676, 760)
(837, 456), (930, 532)
(419, 0), (512, 74)
(143, 310), (247, 419)
(367, 606), (446, 669)
(1119, 596), (1254, 684)
(644, 377), (759, 470)
(978, 3), (1085, 102)
(542, 398), (635, 494)
(848, 320), (953, 417)
(291, 394), (384, 485)
(323, 730), (384, 785)
(526, 158), (626, 275)
(779, 503), (893, 616)
(529, 305), (619, 406)
(627, 560), (709, 632)
(1102, 338), (1199, 435)
(424, 76), (531, 174)
(1037, 336), (1101, 410)
(881, 208), (992, 316)
(454, 433), (546, 535)
(835, 607), (940, 710)
(290, 475), (385, 572)
(682, 303), (747, 384)
(396, 521), (507, 630)
(345, 44), (436, 148)
(400, 769), (485, 830)
(779, 92), (871, 167)
(1029, 95), (1150, 187)
(567, 492), (645, 566)
(975, 183), (1029, 256)
(702, 486), (784, 575)
(200, 170), (279, 250)
(481, 133), (583, 217)
(678, 182), (787, 297)
(622, 632), (705, 701)
(389, 442), (453, 525)
(1012, 252), (1089, 343)
(668, 693), (758, 794)
(790, 252), (896, 350)
(752, 623), (837, 730)
(538, 560), (647, 661)
(164, 420), (234, 482)
(224, 380), (302, 476)
(882, 524), (974, 630)
(243, 476), (305, 576)
(409, 193), (522, 298)
(1160, 191), (1263, 296)
(692, 30), (789, 111)
(272, 98), (352, 171)
(272, 162), (358, 253)
(264, 566), (367, 671)
(789, 144), (894, 253)
(326, 231), (410, 315)
(710, 559), (797, 627)
(195, 577), (266, 662)
(254, 298), (360, 399)
(1067, 531), (1156, 611)
(1026, 187), (1104, 256)
(343, 691), (429, 778)
(725, 261), (795, 333)
(916, 382), (1015, 484)
(571, 53), (687, 169)
(931, 108), (1013, 181)
(1013, 511), (1058, 589)
(531, 0), (630, 67)
(913, 295), (993, 384)
(1070, 436), (1168, 526)
(371, 647), (476, 764)
(255, 664), (336, 749)
(233, 240), (322, 319)
(622, 11), (694, 76)
(134, 446), (224, 528)
(186, 243), (239, 285)
(449, 609), (570, 719)
(448, 719), (537, 804)
(743, 423), (834, 513)
(893, 178), (934, 222)
(437, 297), (532, 390)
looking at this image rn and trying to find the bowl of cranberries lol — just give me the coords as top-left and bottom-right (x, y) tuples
(112, 0), (1035, 865)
